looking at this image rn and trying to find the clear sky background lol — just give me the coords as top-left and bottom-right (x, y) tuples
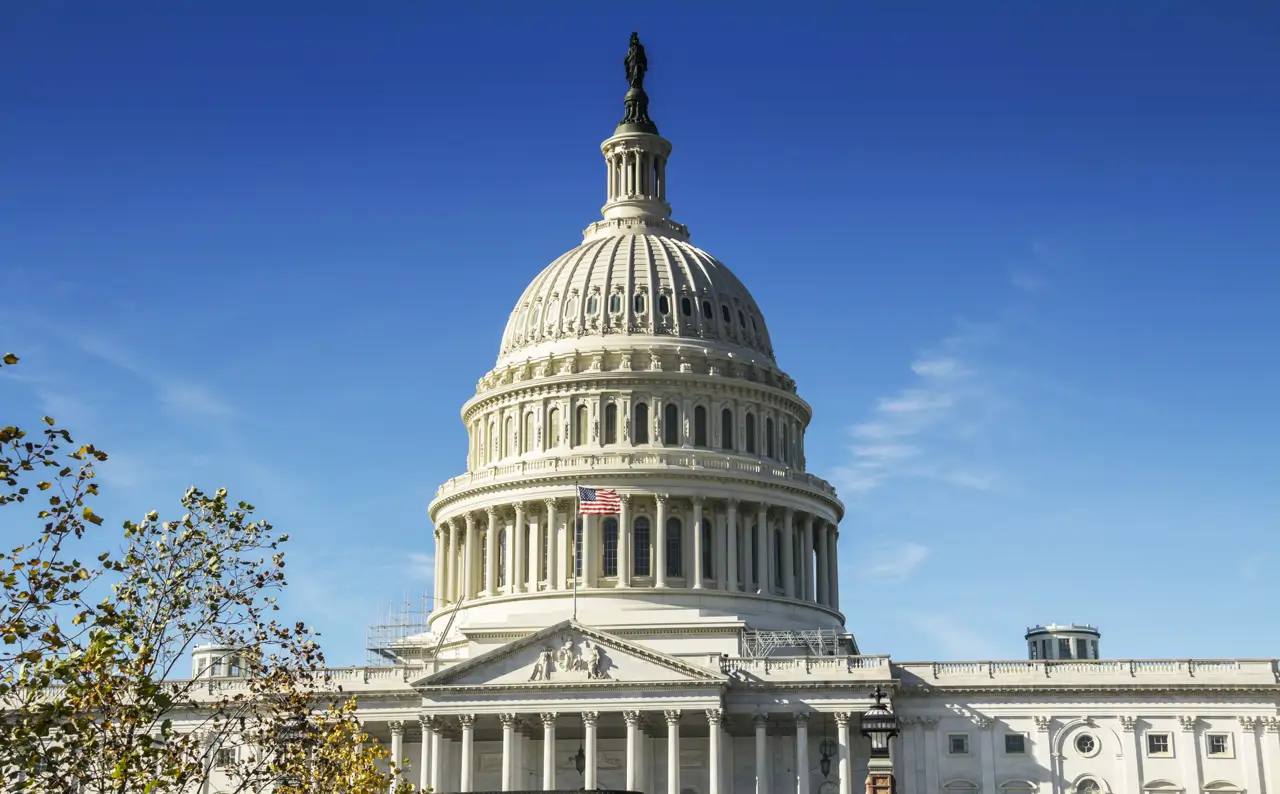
(3, 2), (1278, 666)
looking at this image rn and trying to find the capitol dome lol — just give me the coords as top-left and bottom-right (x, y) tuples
(423, 45), (849, 661)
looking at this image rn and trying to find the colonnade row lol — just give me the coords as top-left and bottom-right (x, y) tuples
(433, 495), (841, 612)
(385, 708), (867, 794)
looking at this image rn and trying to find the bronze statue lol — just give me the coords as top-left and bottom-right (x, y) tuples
(625, 32), (647, 91)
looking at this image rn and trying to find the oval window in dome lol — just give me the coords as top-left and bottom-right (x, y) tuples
(701, 300), (713, 320)
(751, 315), (758, 333)
(609, 293), (622, 314)
(658, 294), (670, 315)
(721, 304), (731, 323)
(681, 297), (692, 316)
(738, 310), (746, 327)
(634, 293), (646, 313)
(586, 295), (599, 315)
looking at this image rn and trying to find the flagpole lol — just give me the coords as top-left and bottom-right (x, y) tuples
(572, 481), (579, 623)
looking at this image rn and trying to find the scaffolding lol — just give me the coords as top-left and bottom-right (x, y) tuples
(741, 628), (846, 657)
(365, 592), (432, 666)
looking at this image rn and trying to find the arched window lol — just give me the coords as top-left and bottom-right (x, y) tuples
(488, 419), (497, 459)
(663, 403), (679, 445)
(564, 297), (577, 318)
(602, 518), (619, 577)
(738, 309), (746, 327)
(575, 405), (589, 447)
(522, 412), (535, 454)
(604, 403), (618, 444)
(766, 417), (775, 458)
(586, 294), (599, 315)
(634, 402), (649, 444)
(659, 294), (670, 315)
(745, 413), (756, 453)
(666, 517), (683, 577)
(701, 519), (713, 579)
(633, 517), (651, 577)
(681, 297), (692, 316)
(503, 416), (514, 458)
(609, 293), (622, 314)
(498, 529), (508, 587)
(721, 304), (731, 323)
(701, 300), (713, 319)
(694, 406), (708, 447)
(782, 422), (790, 463)
(548, 407), (561, 448)
(720, 408), (734, 451)
(574, 518), (583, 577)
(633, 293), (645, 313)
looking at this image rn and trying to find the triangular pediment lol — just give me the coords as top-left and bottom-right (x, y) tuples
(415, 621), (722, 688)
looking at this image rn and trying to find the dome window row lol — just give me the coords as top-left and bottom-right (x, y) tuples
(468, 395), (806, 472)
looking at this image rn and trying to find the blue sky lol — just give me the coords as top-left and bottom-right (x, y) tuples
(3, 3), (1278, 665)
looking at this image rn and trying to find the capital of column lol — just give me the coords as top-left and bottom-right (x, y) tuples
(541, 712), (559, 727)
(1119, 716), (1137, 732)
(499, 713), (518, 728)
(465, 513), (476, 529)
(727, 498), (739, 510)
(705, 708), (724, 726)
(656, 493), (669, 504)
(753, 713), (769, 728)
(692, 495), (704, 506)
(664, 709), (682, 725)
(1239, 716), (1258, 731)
(1265, 717), (1280, 734)
(834, 711), (852, 727)
(457, 714), (476, 729)
(619, 493), (632, 504)
(1178, 715), (1197, 732)
(543, 498), (557, 512)
(485, 506), (498, 518)
(419, 715), (440, 732)
(623, 710), (642, 726)
(582, 711), (600, 726)
(1033, 716), (1052, 732)
(974, 717), (993, 729)
(921, 717), (938, 731)
(795, 712), (810, 726)
(388, 720), (405, 736)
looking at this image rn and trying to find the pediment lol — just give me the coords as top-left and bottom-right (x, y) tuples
(416, 620), (722, 688)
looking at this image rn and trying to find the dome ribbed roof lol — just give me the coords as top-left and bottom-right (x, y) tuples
(497, 232), (774, 366)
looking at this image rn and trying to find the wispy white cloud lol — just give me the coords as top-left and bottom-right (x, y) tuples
(903, 613), (1003, 660)
(864, 542), (931, 583)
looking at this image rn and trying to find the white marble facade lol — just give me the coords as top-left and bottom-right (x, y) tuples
(196, 53), (1278, 794)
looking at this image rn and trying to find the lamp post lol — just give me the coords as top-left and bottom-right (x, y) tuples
(858, 686), (899, 794)
(819, 714), (837, 779)
(572, 744), (586, 789)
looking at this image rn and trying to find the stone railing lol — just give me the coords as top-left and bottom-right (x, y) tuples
(434, 451), (839, 501)
(896, 659), (1280, 686)
(714, 654), (893, 681)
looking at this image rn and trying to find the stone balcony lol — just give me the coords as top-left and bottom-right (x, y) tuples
(894, 658), (1280, 689)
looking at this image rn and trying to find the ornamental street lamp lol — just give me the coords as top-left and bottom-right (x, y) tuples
(819, 714), (837, 778)
(859, 686), (900, 794)
(573, 743), (586, 787)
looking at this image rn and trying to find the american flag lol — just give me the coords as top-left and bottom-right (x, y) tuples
(578, 486), (621, 515)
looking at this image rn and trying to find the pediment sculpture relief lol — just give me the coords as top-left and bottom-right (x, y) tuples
(529, 638), (610, 682)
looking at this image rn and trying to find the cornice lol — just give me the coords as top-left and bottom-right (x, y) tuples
(895, 683), (1280, 697)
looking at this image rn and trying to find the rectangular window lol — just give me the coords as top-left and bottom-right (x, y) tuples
(1146, 733), (1171, 756)
(1090, 640), (1098, 659)
(602, 519), (618, 577)
(1029, 642), (1038, 659)
(215, 748), (236, 769)
(948, 734), (970, 755)
(1041, 639), (1049, 659)
(1004, 734), (1027, 754)
(633, 519), (651, 577)
(1207, 734), (1230, 756)
(573, 520), (582, 577)
(1058, 638), (1072, 659)
(1075, 638), (1089, 659)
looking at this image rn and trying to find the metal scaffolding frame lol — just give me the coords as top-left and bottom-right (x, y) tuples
(741, 628), (844, 657)
(365, 592), (432, 665)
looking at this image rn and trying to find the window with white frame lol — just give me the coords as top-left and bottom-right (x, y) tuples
(948, 733), (970, 755)
(1004, 733), (1027, 754)
(215, 748), (236, 769)
(1206, 733), (1231, 757)
(1146, 732), (1172, 756)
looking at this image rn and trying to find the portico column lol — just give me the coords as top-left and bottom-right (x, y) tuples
(483, 508), (498, 597)
(447, 519), (460, 603)
(726, 499), (739, 591)
(583, 711), (600, 789)
(655, 494), (669, 587)
(692, 497), (705, 588)
(1261, 719), (1280, 794)
(389, 721), (405, 793)
(665, 710), (682, 794)
(459, 714), (476, 792)
(713, 508), (727, 589)
(432, 530), (444, 605)
(624, 710), (642, 791)
(500, 714), (516, 791)
(541, 713), (558, 791)
(802, 515), (815, 602)
(795, 713), (811, 794)
(754, 714), (769, 794)
(619, 494), (633, 586)
(544, 500), (560, 590)
(463, 514), (478, 600)
(782, 508), (796, 599)
(835, 712), (853, 794)
(529, 508), (542, 592)
(755, 503), (769, 594)
(707, 709), (724, 794)
(829, 525), (840, 610)
(429, 720), (444, 793)
(418, 717), (433, 793)
(513, 503), (526, 593)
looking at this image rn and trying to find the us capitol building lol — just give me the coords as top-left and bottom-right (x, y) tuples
(199, 36), (1278, 794)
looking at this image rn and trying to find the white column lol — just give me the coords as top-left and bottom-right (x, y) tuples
(828, 525), (840, 609)
(503, 514), (516, 593)
(835, 712), (853, 794)
(754, 714), (769, 794)
(418, 717), (433, 793)
(459, 715), (475, 792)
(782, 508), (796, 599)
(795, 713), (810, 794)
(429, 723), (444, 793)
(802, 515), (815, 602)
(666, 710), (682, 794)
(529, 511), (542, 591)
(692, 497), (705, 589)
(500, 714), (516, 791)
(707, 709), (724, 794)
(388, 721), (405, 792)
(583, 711), (599, 790)
(462, 514), (478, 600)
(814, 520), (828, 606)
(542, 713), (558, 792)
(433, 530), (444, 605)
(726, 500), (740, 591)
(556, 505), (570, 591)
(447, 519), (460, 603)
(923, 718), (940, 794)
(1261, 719), (1280, 794)
(619, 494), (632, 586)
(1118, 717), (1139, 794)
(655, 494), (669, 587)
(713, 507), (727, 589)
(583, 514), (598, 587)
(1238, 718), (1263, 794)
(1179, 716), (1201, 794)
(544, 500), (560, 591)
(978, 718), (996, 794)
(513, 503), (526, 593)
(755, 503), (769, 594)
(625, 710), (642, 791)
(483, 508), (498, 597)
